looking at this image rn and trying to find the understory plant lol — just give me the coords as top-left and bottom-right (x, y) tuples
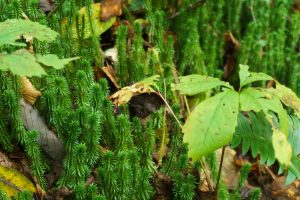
(0, 0), (300, 200)
(173, 64), (300, 184)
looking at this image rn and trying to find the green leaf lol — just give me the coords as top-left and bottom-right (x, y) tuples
(267, 83), (300, 118)
(238, 64), (273, 88)
(231, 112), (275, 165)
(183, 90), (239, 161)
(0, 50), (46, 77)
(285, 116), (300, 184)
(286, 161), (300, 185)
(272, 128), (292, 167)
(262, 97), (289, 137)
(239, 88), (268, 112)
(288, 116), (300, 156)
(241, 72), (273, 88)
(239, 64), (251, 87)
(36, 54), (80, 69)
(0, 19), (58, 47)
(240, 88), (289, 136)
(172, 74), (233, 96)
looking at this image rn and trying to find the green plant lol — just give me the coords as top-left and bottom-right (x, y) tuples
(173, 64), (300, 180)
(0, 18), (78, 77)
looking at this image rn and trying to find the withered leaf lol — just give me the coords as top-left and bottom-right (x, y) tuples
(101, 0), (122, 21)
(102, 66), (120, 88)
(21, 76), (41, 105)
(109, 75), (160, 106)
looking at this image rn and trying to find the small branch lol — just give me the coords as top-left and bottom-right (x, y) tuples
(0, 177), (22, 192)
(156, 92), (182, 129)
(250, 0), (256, 22)
(158, 79), (168, 166)
(199, 159), (214, 191)
(215, 146), (226, 199)
(168, 0), (206, 19)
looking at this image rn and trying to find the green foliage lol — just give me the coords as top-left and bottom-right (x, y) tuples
(182, 90), (239, 160)
(172, 173), (196, 200)
(232, 162), (252, 199)
(0, 19), (58, 46)
(1, 0), (300, 199)
(231, 112), (275, 165)
(173, 65), (297, 168)
(36, 54), (80, 69)
(0, 49), (47, 77)
(286, 116), (300, 184)
(0, 19), (79, 77)
(172, 74), (233, 96)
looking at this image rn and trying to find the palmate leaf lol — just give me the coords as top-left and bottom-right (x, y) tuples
(231, 112), (276, 165)
(183, 90), (239, 161)
(171, 74), (233, 96)
(0, 19), (58, 47)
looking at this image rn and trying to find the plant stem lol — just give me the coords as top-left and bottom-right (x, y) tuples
(215, 146), (226, 199)
(156, 92), (182, 129)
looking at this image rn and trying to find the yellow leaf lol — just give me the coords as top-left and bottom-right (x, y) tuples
(61, 3), (116, 39)
(110, 75), (160, 105)
(272, 128), (292, 167)
(268, 83), (300, 118)
(0, 165), (36, 198)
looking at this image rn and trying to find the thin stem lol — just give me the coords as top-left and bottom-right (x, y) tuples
(250, 0), (256, 22)
(156, 92), (182, 129)
(199, 159), (214, 191)
(183, 95), (191, 115)
(215, 146), (226, 199)
(158, 79), (168, 166)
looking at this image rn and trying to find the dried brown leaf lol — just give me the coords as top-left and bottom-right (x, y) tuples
(100, 0), (122, 21)
(102, 66), (120, 88)
(109, 75), (159, 106)
(21, 76), (41, 105)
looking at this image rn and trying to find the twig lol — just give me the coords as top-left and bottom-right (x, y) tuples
(167, 0), (206, 19)
(200, 159), (214, 191)
(156, 92), (182, 129)
(0, 177), (22, 192)
(158, 79), (168, 166)
(215, 146), (226, 199)
(250, 0), (256, 22)
(183, 95), (191, 115)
